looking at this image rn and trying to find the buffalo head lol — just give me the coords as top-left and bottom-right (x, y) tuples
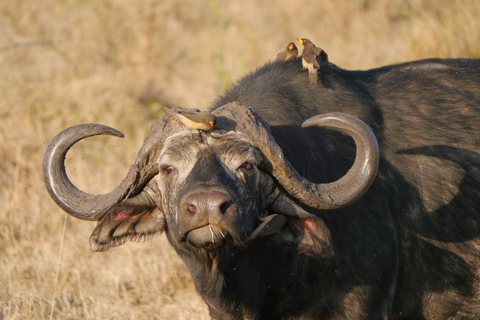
(43, 102), (379, 258)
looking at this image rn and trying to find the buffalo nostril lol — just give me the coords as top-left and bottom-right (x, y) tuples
(184, 190), (233, 217)
(220, 200), (233, 215)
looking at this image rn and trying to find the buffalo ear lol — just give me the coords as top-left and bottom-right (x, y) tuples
(268, 215), (333, 258)
(89, 196), (165, 252)
(260, 191), (334, 258)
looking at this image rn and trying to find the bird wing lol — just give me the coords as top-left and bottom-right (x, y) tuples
(303, 52), (320, 68)
(178, 107), (201, 114)
(176, 113), (202, 128)
(276, 51), (287, 62)
(312, 46), (323, 55)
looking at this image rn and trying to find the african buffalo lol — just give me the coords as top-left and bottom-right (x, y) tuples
(44, 57), (480, 319)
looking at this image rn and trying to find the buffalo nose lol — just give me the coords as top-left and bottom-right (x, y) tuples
(184, 190), (233, 216)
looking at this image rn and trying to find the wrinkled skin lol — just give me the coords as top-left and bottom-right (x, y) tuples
(159, 131), (263, 249)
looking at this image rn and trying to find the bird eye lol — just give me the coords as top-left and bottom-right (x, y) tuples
(161, 165), (175, 175)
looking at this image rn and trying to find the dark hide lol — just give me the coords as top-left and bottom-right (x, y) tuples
(62, 57), (480, 320)
(209, 58), (480, 319)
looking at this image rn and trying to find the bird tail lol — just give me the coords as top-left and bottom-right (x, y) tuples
(309, 70), (318, 85)
(162, 106), (176, 115)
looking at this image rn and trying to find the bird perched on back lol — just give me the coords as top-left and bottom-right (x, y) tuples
(162, 106), (216, 131)
(275, 42), (298, 62)
(297, 38), (327, 85)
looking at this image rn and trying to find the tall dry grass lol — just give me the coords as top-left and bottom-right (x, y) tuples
(0, 0), (479, 318)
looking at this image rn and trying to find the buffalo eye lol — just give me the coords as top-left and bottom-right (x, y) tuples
(242, 163), (253, 170)
(239, 161), (255, 172)
(161, 165), (175, 175)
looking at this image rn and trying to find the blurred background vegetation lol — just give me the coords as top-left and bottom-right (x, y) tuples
(1, 0), (479, 318)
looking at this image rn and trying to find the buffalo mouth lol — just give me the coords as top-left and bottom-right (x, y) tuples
(185, 224), (229, 250)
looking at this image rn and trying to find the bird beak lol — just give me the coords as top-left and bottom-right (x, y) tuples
(209, 121), (215, 127)
(297, 38), (304, 44)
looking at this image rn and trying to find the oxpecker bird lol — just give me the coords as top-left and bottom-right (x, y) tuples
(162, 106), (216, 131)
(297, 38), (326, 85)
(275, 42), (299, 62)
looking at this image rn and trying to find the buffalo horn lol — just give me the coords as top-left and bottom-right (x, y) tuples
(216, 103), (379, 209)
(43, 124), (144, 220)
(298, 113), (380, 208)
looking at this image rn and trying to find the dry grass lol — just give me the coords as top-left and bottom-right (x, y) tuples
(0, 0), (479, 318)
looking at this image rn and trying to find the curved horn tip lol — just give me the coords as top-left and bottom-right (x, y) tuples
(301, 113), (363, 129)
(294, 113), (379, 209)
(43, 123), (130, 221)
(68, 123), (125, 138)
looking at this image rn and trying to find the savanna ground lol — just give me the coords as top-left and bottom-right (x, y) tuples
(1, 0), (479, 319)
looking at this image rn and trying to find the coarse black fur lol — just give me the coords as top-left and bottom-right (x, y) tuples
(201, 57), (480, 319)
